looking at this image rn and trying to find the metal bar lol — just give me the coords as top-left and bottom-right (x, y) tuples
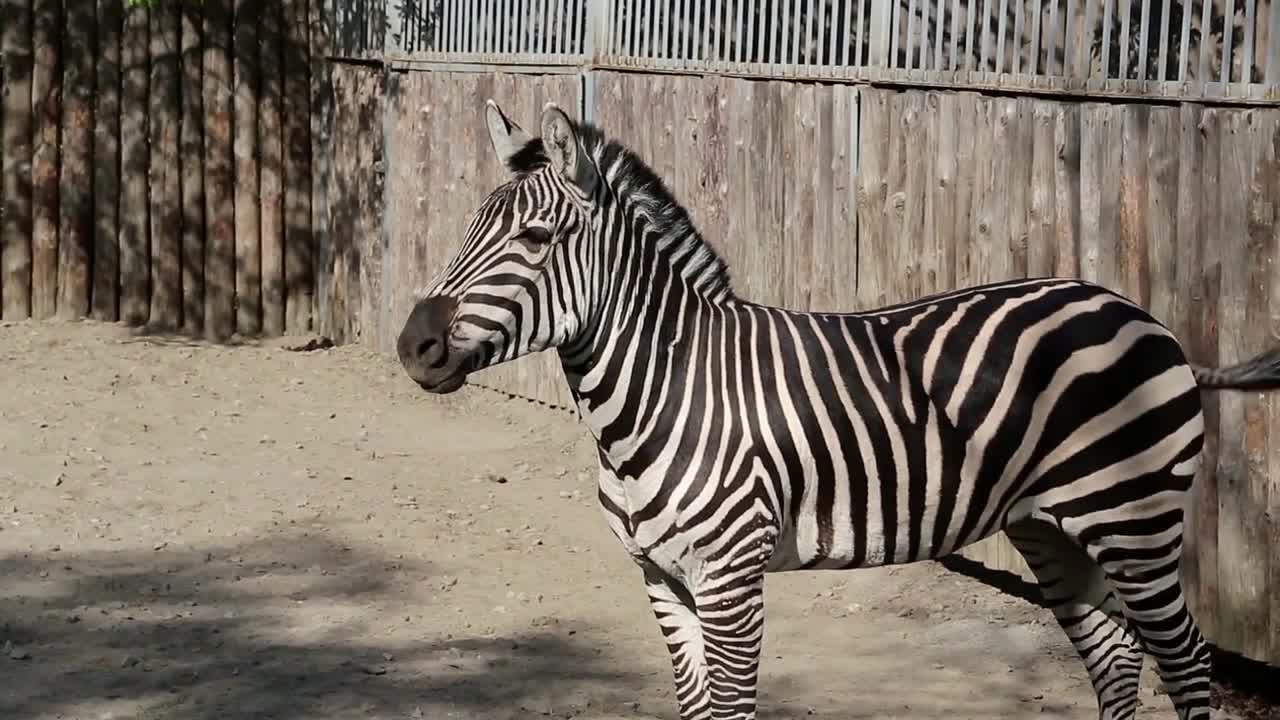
(1156, 0), (1171, 79)
(1242, 0), (1256, 82)
(1031, 0), (1045, 73)
(907, 0), (919, 68)
(1178, 0), (1192, 79)
(1197, 0), (1212, 83)
(762, 0), (774, 65)
(950, 0), (962, 69)
(678, 0), (689, 61)
(891, 0), (904, 66)
(790, 0), (802, 65)
(1101, 0), (1114, 78)
(1269, 0), (1280, 82)
(1046, 0), (1060, 74)
(920, 0), (933, 69)
(1013, 0), (1027, 72)
(934, 0), (947, 68)
(1062, 0), (1075, 74)
(965, 0), (978, 69)
(829, 0), (841, 66)
(1119, 0), (1134, 78)
(815, 0), (827, 66)
(980, 0), (994, 69)
(625, 0), (637, 57)
(660, 0), (670, 59)
(997, 0), (1012, 73)
(695, 0), (706, 61)
(856, 0), (868, 65)
(1136, 0), (1151, 78)
(750, 0), (761, 64)
(503, 0), (512, 54)
(1221, 0), (1235, 82)
(804, 0), (815, 65)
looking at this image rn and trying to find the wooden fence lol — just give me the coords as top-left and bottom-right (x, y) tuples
(325, 66), (1280, 665)
(0, 0), (324, 339)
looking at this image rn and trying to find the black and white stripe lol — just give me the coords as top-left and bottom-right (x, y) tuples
(397, 100), (1280, 720)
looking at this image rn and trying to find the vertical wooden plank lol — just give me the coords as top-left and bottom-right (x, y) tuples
(1242, 109), (1278, 664)
(180, 4), (205, 335)
(881, 91), (911, 303)
(309, 0), (331, 334)
(148, 0), (182, 330)
(203, 0), (235, 341)
(2, 0), (34, 320)
(1078, 104), (1122, 289)
(902, 92), (932, 298)
(57, 0), (94, 320)
(822, 84), (858, 313)
(962, 95), (997, 288)
(1053, 103), (1081, 278)
(1002, 97), (1032, 280)
(723, 76), (758, 302)
(1027, 100), (1058, 279)
(1144, 107), (1178, 327)
(284, 0), (314, 334)
(92, 0), (122, 322)
(855, 87), (889, 309)
(1268, 112), (1280, 668)
(1117, 105), (1149, 306)
(260, 0), (285, 336)
(31, 0), (61, 320)
(1217, 108), (1268, 660)
(927, 91), (958, 293)
(119, 2), (150, 326)
(1191, 105), (1221, 642)
(233, 0), (260, 334)
(783, 82), (816, 310)
(808, 84), (839, 312)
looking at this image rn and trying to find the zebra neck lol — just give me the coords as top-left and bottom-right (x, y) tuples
(560, 260), (727, 471)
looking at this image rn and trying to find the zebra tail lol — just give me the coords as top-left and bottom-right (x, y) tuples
(1191, 346), (1280, 391)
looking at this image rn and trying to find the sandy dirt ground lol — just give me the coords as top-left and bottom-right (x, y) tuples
(0, 320), (1245, 720)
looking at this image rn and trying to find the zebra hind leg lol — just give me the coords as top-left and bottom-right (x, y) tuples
(1006, 520), (1145, 720)
(1084, 522), (1213, 720)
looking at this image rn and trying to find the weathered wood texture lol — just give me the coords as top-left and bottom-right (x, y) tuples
(0, 0), (325, 338)
(317, 63), (383, 345)
(1, 0), (34, 320)
(148, 0), (181, 330)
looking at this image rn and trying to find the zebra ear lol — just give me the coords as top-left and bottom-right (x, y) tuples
(485, 99), (534, 172)
(540, 102), (597, 194)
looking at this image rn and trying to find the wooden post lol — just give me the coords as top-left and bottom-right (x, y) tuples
(148, 0), (182, 330)
(58, 0), (95, 320)
(310, 0), (333, 335)
(1, 0), (34, 320)
(203, 0), (235, 341)
(180, 2), (205, 334)
(259, 0), (285, 336)
(284, 0), (314, 334)
(31, 0), (61, 320)
(119, 2), (150, 326)
(233, 0), (261, 335)
(92, 0), (122, 322)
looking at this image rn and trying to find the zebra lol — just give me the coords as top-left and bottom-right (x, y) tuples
(396, 99), (1280, 720)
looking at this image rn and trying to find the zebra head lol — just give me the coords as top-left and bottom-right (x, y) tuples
(397, 100), (601, 394)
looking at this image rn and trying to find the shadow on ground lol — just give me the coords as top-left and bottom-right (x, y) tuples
(941, 555), (1280, 720)
(0, 533), (650, 720)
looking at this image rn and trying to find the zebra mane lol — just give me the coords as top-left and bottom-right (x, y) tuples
(506, 118), (736, 301)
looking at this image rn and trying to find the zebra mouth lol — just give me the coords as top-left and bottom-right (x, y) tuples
(417, 373), (467, 394)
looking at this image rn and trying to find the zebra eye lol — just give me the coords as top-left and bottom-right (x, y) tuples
(515, 226), (553, 250)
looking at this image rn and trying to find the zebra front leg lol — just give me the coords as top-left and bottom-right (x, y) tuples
(643, 561), (767, 720)
(644, 564), (713, 720)
(695, 567), (766, 719)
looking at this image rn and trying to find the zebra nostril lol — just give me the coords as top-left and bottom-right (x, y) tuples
(416, 337), (438, 361)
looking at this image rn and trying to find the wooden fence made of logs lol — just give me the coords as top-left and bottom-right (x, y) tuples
(0, 0), (322, 339)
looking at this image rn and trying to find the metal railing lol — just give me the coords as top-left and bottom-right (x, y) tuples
(364, 0), (1280, 100)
